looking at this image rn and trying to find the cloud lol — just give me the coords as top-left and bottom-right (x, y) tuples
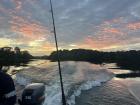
(1, 0), (140, 55)
(78, 36), (119, 50)
(75, 16), (140, 51)
(10, 16), (50, 41)
(127, 22), (140, 30)
(0, 38), (13, 47)
(12, 0), (22, 10)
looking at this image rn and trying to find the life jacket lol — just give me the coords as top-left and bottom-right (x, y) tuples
(0, 71), (16, 105)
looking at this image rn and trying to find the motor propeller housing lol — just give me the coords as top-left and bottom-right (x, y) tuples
(18, 83), (45, 105)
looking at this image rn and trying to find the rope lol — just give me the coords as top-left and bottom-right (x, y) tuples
(49, 0), (67, 105)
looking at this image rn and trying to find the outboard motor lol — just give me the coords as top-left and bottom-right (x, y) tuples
(18, 83), (45, 105)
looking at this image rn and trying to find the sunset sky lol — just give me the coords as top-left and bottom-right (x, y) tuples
(0, 0), (140, 55)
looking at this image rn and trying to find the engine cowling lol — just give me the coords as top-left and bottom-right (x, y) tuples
(19, 83), (45, 105)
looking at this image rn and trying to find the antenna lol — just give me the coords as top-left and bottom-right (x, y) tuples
(49, 0), (67, 105)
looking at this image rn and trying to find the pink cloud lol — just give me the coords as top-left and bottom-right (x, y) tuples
(10, 16), (50, 41)
(127, 22), (140, 30)
(102, 27), (123, 35)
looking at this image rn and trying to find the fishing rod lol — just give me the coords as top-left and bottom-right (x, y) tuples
(49, 0), (67, 105)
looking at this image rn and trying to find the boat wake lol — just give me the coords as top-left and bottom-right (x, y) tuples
(15, 61), (114, 105)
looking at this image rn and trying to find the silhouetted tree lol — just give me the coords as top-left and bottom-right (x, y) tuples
(48, 49), (140, 71)
(0, 47), (33, 66)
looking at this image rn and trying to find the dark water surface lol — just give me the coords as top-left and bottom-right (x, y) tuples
(75, 79), (140, 105)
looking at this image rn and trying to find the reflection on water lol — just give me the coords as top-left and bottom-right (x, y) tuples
(105, 63), (132, 74)
(116, 72), (140, 78)
(6, 61), (140, 80)
(104, 63), (140, 79)
(6, 60), (48, 75)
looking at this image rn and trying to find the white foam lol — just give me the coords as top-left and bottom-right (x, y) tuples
(16, 73), (112, 105)
(16, 73), (31, 86)
(67, 78), (111, 105)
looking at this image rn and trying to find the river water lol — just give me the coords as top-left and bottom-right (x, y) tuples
(11, 60), (140, 105)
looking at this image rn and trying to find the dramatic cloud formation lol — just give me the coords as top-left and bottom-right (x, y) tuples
(0, 0), (140, 55)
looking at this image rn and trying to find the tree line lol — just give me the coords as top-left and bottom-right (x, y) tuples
(0, 47), (33, 66)
(1, 47), (139, 70)
(48, 49), (140, 71)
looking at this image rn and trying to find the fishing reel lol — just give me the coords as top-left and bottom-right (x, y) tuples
(18, 83), (45, 105)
